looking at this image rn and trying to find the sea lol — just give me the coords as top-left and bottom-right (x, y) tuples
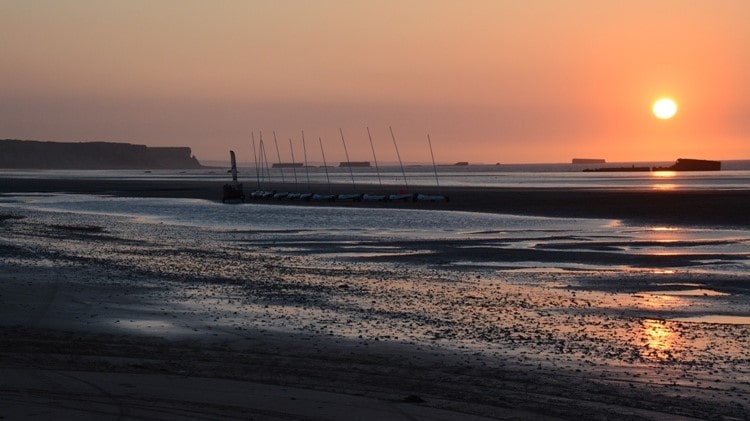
(1, 162), (749, 278)
(3, 159), (750, 189)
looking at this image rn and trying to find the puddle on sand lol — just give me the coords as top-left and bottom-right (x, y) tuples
(643, 289), (730, 297)
(671, 315), (750, 325)
(109, 318), (189, 335)
(452, 260), (629, 272)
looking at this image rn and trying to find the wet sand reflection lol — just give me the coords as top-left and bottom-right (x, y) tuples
(640, 319), (678, 361)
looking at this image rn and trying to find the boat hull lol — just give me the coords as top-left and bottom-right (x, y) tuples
(222, 183), (244, 203)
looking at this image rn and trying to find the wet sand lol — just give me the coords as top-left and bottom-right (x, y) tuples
(1, 177), (749, 419)
(2, 176), (750, 227)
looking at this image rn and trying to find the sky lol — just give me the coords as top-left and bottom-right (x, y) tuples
(1, 1), (748, 164)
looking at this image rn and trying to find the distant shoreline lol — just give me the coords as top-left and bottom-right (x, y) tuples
(2, 176), (749, 228)
(0, 139), (203, 170)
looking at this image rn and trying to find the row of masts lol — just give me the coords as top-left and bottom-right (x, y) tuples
(247, 127), (442, 196)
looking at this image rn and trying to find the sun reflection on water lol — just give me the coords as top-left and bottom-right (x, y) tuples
(651, 227), (679, 232)
(641, 319), (677, 361)
(644, 226), (684, 243)
(652, 183), (677, 191)
(652, 170), (677, 190)
(638, 293), (680, 310)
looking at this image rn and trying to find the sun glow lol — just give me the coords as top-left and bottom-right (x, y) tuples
(652, 98), (678, 119)
(641, 319), (677, 360)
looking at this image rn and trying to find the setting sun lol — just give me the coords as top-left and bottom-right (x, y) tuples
(653, 98), (678, 120)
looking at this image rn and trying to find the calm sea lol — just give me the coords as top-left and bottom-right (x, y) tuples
(2, 159), (750, 190)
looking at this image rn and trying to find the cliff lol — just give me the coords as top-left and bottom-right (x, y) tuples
(0, 139), (203, 169)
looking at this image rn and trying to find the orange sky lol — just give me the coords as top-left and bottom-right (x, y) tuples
(1, 1), (748, 164)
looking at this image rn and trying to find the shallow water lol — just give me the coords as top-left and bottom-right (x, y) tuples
(672, 315), (750, 325)
(3, 164), (750, 190)
(0, 192), (608, 234)
(2, 193), (749, 276)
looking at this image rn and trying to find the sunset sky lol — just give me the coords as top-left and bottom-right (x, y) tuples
(1, 1), (748, 164)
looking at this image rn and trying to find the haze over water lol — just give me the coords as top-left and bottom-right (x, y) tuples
(3, 161), (750, 190)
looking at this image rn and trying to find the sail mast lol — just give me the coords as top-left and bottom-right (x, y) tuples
(289, 138), (298, 185)
(339, 128), (356, 191)
(427, 134), (440, 194)
(251, 131), (260, 189)
(302, 130), (311, 190)
(367, 127), (382, 188)
(389, 126), (409, 190)
(319, 137), (332, 193)
(259, 131), (271, 187)
(272, 131), (285, 183)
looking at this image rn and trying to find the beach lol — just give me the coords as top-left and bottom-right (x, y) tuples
(1, 176), (749, 420)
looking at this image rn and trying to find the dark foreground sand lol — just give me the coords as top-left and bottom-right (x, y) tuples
(1, 177), (749, 420)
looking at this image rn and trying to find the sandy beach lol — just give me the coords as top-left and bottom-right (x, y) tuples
(1, 177), (749, 420)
